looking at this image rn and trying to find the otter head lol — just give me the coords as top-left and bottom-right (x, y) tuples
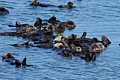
(67, 2), (73, 8)
(2, 52), (15, 61)
(36, 17), (42, 24)
(27, 25), (37, 31)
(30, 0), (40, 5)
(101, 35), (111, 47)
(0, 7), (6, 12)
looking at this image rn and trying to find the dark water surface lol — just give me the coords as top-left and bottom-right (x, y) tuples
(0, 0), (120, 80)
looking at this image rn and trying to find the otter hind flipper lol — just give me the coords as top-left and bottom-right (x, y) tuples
(15, 59), (21, 67)
(22, 57), (26, 66)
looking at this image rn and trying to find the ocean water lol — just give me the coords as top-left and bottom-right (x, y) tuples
(0, 0), (120, 80)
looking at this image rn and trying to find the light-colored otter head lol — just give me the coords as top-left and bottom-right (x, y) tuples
(54, 33), (66, 42)
(2, 52), (15, 61)
(53, 43), (64, 48)
(89, 42), (105, 53)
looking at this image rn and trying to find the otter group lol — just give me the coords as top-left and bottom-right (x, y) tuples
(30, 0), (74, 8)
(1, 24), (111, 62)
(1, 0), (111, 67)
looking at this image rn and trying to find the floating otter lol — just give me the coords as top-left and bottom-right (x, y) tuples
(8, 21), (29, 28)
(30, 0), (74, 8)
(11, 41), (33, 48)
(70, 43), (82, 53)
(65, 20), (76, 30)
(0, 7), (9, 15)
(88, 42), (105, 53)
(2, 52), (32, 67)
(16, 25), (38, 38)
(30, 0), (56, 7)
(2, 52), (15, 62)
(58, 2), (74, 8)
(30, 0), (40, 6)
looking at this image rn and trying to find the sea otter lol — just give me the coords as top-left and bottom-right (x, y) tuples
(58, 2), (74, 8)
(0, 7), (9, 15)
(2, 52), (32, 67)
(30, 0), (74, 8)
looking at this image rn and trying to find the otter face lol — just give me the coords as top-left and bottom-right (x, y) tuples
(53, 43), (63, 48)
(67, 2), (73, 8)
(54, 34), (66, 42)
(75, 46), (82, 53)
(2, 52), (15, 61)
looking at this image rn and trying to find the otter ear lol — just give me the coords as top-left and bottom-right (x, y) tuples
(22, 57), (26, 66)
